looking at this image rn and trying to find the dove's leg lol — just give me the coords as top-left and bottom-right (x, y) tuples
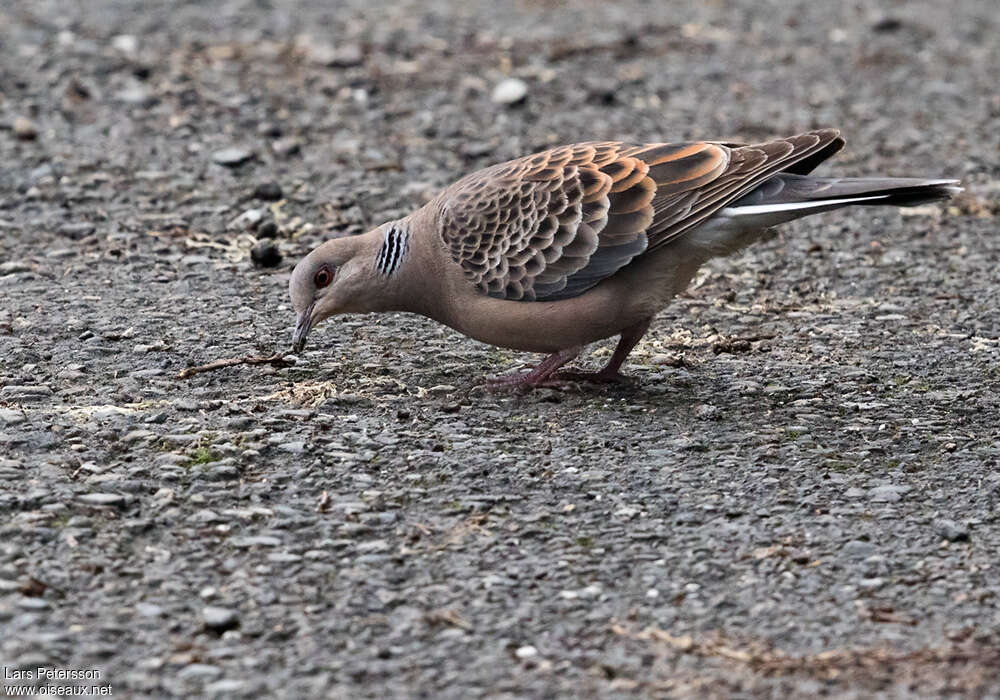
(485, 346), (583, 391)
(485, 318), (652, 390)
(552, 318), (653, 384)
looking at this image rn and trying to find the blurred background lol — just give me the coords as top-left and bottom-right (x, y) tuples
(2, 0), (996, 235)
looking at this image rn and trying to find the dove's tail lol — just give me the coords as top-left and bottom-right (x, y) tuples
(713, 174), (962, 231)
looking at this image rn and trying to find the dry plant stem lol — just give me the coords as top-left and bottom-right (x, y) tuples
(176, 353), (293, 379)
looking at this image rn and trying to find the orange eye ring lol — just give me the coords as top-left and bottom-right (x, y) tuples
(314, 266), (333, 288)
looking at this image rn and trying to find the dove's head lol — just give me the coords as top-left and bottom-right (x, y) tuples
(289, 232), (377, 353)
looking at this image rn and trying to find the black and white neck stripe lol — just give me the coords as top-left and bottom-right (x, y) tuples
(375, 224), (409, 276)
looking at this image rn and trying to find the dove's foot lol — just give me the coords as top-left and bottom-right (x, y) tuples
(484, 348), (582, 393)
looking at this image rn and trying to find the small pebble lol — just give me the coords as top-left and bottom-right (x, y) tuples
(58, 222), (96, 240)
(178, 664), (222, 681)
(116, 85), (149, 105)
(13, 117), (38, 141)
(869, 485), (910, 502)
(257, 220), (279, 239)
(650, 352), (685, 367)
(77, 493), (126, 507)
(842, 540), (875, 557)
(206, 679), (245, 695)
(515, 645), (538, 659)
(135, 602), (163, 617)
(934, 518), (969, 542)
(111, 34), (138, 54)
(253, 182), (283, 201)
(328, 44), (363, 68)
(271, 138), (301, 158)
(202, 606), (240, 633)
(228, 208), (263, 230)
(251, 241), (282, 267)
(232, 536), (282, 547)
(212, 148), (254, 167)
(858, 577), (885, 591)
(491, 78), (528, 105)
(0, 410), (25, 425)
(18, 597), (50, 610)
(0, 385), (52, 399)
(460, 142), (495, 158)
(694, 403), (720, 420)
(306, 41), (363, 68)
(872, 16), (903, 32)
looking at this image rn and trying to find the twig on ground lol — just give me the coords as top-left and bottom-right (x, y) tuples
(176, 353), (294, 379)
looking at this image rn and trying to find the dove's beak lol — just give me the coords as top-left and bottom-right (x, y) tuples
(292, 304), (314, 353)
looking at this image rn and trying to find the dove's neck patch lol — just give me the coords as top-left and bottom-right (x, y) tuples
(375, 224), (409, 276)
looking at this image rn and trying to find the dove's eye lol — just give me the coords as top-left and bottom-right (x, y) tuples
(314, 266), (333, 288)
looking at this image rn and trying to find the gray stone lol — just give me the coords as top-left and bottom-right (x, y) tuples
(231, 536), (282, 547)
(135, 603), (163, 617)
(934, 518), (969, 542)
(0, 261), (32, 274)
(58, 222), (97, 239)
(206, 679), (246, 695)
(491, 78), (528, 105)
(212, 148), (254, 167)
(842, 540), (876, 557)
(111, 34), (138, 54)
(0, 385), (52, 400)
(178, 664), (222, 680)
(0, 410), (25, 425)
(202, 606), (239, 633)
(77, 493), (126, 507)
(13, 116), (38, 140)
(869, 485), (911, 502)
(17, 597), (50, 610)
(228, 208), (264, 230)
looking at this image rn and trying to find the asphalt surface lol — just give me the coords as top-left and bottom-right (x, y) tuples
(1, 0), (999, 697)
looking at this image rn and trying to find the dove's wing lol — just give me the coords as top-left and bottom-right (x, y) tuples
(438, 129), (844, 302)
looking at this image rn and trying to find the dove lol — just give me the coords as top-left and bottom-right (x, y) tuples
(289, 129), (960, 389)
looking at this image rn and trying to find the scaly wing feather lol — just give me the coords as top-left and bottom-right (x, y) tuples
(437, 129), (844, 302)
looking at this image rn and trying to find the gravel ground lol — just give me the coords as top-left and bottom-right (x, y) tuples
(2, 0), (999, 697)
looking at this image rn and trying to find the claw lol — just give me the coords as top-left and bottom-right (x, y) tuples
(483, 371), (573, 393)
(483, 366), (632, 392)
